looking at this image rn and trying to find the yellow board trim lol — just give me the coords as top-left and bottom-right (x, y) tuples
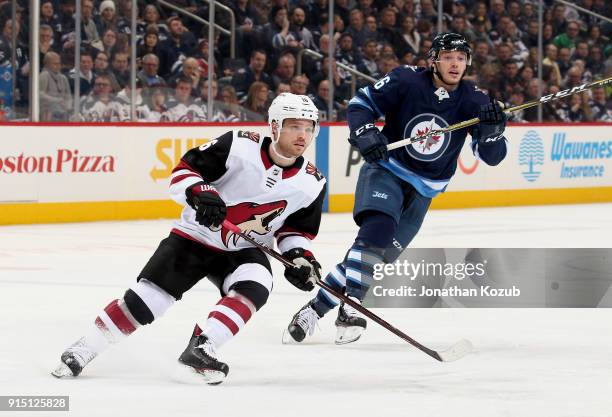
(329, 187), (612, 212)
(2, 187), (612, 225)
(0, 200), (182, 225)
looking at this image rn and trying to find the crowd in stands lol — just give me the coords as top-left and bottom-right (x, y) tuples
(0, 0), (610, 122)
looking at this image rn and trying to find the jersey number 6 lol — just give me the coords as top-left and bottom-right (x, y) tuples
(373, 76), (390, 90)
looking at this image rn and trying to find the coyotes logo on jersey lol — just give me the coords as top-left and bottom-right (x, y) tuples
(237, 131), (261, 143)
(305, 162), (324, 181)
(221, 200), (288, 246)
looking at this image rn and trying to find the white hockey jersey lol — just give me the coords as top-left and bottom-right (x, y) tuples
(80, 96), (129, 122)
(160, 100), (207, 122)
(169, 130), (327, 253)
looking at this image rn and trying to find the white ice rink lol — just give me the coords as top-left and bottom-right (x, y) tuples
(1, 204), (612, 417)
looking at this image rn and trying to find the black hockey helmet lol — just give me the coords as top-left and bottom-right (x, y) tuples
(428, 32), (472, 66)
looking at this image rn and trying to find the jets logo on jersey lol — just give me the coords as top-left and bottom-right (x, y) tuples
(434, 87), (450, 101)
(403, 113), (451, 162)
(238, 130), (261, 143)
(221, 200), (288, 246)
(305, 162), (324, 181)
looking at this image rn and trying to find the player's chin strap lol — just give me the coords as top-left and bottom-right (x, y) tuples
(270, 130), (298, 165)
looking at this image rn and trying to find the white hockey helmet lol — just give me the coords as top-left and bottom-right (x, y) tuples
(268, 93), (320, 141)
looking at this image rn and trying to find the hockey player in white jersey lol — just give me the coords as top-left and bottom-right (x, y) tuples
(52, 93), (326, 384)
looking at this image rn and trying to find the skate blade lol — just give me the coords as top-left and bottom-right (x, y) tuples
(281, 329), (303, 345)
(51, 363), (74, 378)
(335, 326), (364, 345)
(181, 364), (226, 385)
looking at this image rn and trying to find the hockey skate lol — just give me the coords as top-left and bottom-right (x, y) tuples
(335, 297), (367, 345)
(51, 337), (97, 378)
(282, 301), (320, 343)
(178, 325), (229, 385)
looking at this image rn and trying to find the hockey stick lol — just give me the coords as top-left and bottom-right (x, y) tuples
(387, 76), (612, 151)
(222, 220), (473, 362)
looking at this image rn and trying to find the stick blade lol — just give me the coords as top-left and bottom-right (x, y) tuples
(436, 339), (474, 362)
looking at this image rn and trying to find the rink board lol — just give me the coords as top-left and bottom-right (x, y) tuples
(0, 123), (611, 224)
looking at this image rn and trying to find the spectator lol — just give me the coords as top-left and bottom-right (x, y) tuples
(232, 49), (273, 99)
(69, 51), (95, 96)
(346, 9), (368, 50)
(138, 5), (169, 42)
(589, 86), (611, 121)
(216, 85), (244, 121)
(419, 0), (438, 26)
(572, 41), (590, 62)
(586, 24), (605, 48)
(522, 19), (540, 49)
(291, 7), (316, 50)
(270, 6), (301, 52)
(80, 0), (100, 46)
(96, 0), (117, 37)
(272, 52), (296, 90)
(111, 52), (130, 88)
(80, 73), (126, 121)
(378, 8), (406, 56)
(557, 47), (572, 78)
(289, 74), (309, 95)
(275, 82), (291, 95)
(40, 0), (62, 45)
(377, 53), (400, 76)
(40, 52), (72, 121)
(146, 87), (168, 122)
(169, 57), (200, 95)
(101, 28), (118, 55)
(243, 81), (269, 120)
(159, 16), (198, 78)
(363, 15), (379, 45)
(310, 79), (345, 121)
(543, 44), (562, 86)
(553, 21), (581, 51)
(39, 24), (58, 64)
(400, 16), (421, 55)
(116, 80), (151, 121)
(562, 93), (592, 122)
(587, 45), (605, 77)
(356, 38), (381, 81)
(161, 76), (206, 122)
(137, 54), (167, 89)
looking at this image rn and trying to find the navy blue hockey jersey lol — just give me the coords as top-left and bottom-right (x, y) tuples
(348, 66), (507, 197)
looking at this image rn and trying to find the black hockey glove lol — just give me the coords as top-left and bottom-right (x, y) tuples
(348, 123), (389, 163)
(185, 181), (227, 228)
(473, 100), (507, 146)
(282, 248), (321, 292)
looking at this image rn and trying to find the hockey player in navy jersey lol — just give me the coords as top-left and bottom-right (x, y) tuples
(52, 93), (327, 384)
(285, 33), (508, 344)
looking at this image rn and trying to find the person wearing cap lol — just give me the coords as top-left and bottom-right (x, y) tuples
(96, 0), (117, 36)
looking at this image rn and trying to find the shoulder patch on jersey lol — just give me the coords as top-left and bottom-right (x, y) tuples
(305, 162), (324, 181)
(237, 130), (261, 143)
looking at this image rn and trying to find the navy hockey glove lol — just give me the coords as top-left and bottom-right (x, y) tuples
(185, 182), (227, 228)
(348, 123), (389, 163)
(473, 100), (507, 145)
(283, 248), (321, 292)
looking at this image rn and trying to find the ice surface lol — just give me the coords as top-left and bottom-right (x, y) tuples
(1, 204), (611, 417)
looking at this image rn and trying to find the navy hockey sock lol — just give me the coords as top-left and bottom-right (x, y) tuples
(344, 245), (385, 300)
(311, 263), (347, 317)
